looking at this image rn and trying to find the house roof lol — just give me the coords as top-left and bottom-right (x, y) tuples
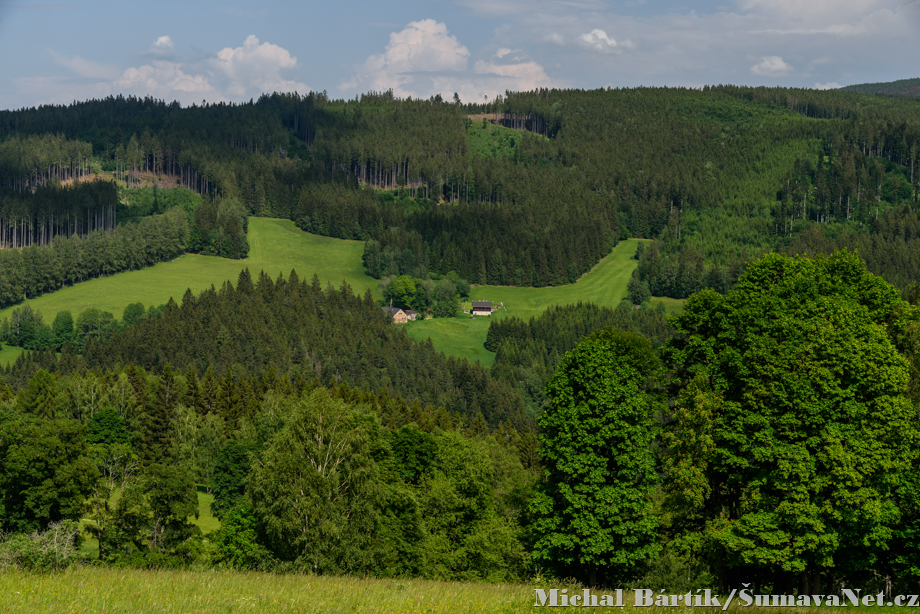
(472, 301), (493, 309)
(404, 309), (417, 315)
(382, 307), (405, 315)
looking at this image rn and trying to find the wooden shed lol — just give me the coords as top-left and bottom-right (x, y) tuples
(471, 301), (493, 316)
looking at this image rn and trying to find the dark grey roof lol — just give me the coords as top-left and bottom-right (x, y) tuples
(382, 307), (404, 315)
(472, 301), (493, 309)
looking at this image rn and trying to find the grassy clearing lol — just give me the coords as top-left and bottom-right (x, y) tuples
(0, 345), (24, 368)
(651, 296), (686, 314)
(406, 315), (504, 368)
(469, 239), (641, 322)
(408, 239), (677, 364)
(195, 491), (220, 535)
(0, 218), (377, 326)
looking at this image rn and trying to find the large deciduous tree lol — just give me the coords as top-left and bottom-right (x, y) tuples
(530, 328), (661, 586)
(0, 415), (97, 533)
(662, 251), (920, 592)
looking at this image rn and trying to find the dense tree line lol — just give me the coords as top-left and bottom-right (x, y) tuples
(0, 182), (248, 312)
(77, 269), (528, 431)
(0, 362), (535, 578)
(0, 206), (187, 308)
(0, 180), (117, 249)
(486, 302), (673, 413)
(0, 134), (95, 191)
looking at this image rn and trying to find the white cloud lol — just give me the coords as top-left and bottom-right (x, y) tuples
(344, 19), (558, 101)
(24, 35), (309, 107)
(578, 29), (633, 53)
(210, 35), (308, 98)
(145, 36), (176, 60)
(343, 19), (470, 95)
(113, 60), (221, 105)
(750, 55), (794, 76)
(814, 81), (841, 89)
(443, 0), (919, 91)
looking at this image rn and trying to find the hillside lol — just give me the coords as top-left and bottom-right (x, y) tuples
(0, 217), (375, 327)
(2, 87), (920, 593)
(841, 77), (920, 97)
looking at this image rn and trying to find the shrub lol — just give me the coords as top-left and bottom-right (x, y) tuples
(0, 520), (82, 571)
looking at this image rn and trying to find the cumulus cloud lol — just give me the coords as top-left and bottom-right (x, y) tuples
(578, 29), (633, 53)
(145, 36), (176, 59)
(210, 35), (308, 98)
(814, 81), (841, 90)
(443, 0), (917, 92)
(113, 61), (220, 104)
(343, 19), (557, 101)
(343, 19), (470, 96)
(750, 55), (794, 77)
(26, 35), (309, 107)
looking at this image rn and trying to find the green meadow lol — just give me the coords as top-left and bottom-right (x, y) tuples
(0, 218), (377, 326)
(0, 567), (896, 614)
(0, 345), (25, 368)
(0, 567), (543, 614)
(407, 239), (682, 365)
(1, 223), (680, 367)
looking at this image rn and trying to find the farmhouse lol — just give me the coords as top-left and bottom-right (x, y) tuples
(471, 301), (493, 316)
(383, 306), (408, 324)
(404, 309), (418, 321)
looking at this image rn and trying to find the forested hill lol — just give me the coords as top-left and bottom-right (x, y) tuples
(16, 268), (530, 432)
(2, 86), (920, 295)
(841, 77), (920, 98)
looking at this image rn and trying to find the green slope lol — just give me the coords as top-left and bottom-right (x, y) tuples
(406, 239), (679, 366)
(840, 77), (920, 97)
(0, 218), (377, 326)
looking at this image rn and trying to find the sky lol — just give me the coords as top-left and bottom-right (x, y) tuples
(0, 0), (919, 110)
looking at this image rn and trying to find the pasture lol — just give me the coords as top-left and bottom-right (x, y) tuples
(0, 345), (24, 368)
(0, 567), (551, 614)
(0, 218), (377, 326)
(407, 239), (682, 364)
(0, 567), (894, 614)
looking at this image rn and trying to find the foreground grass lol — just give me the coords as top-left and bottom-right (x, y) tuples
(0, 566), (902, 614)
(0, 218), (377, 326)
(0, 566), (538, 614)
(407, 239), (684, 364)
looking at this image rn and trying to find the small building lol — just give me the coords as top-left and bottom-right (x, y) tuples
(471, 301), (493, 316)
(404, 309), (418, 321)
(383, 306), (408, 324)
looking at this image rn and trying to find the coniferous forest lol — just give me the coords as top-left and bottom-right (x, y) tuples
(2, 85), (920, 594)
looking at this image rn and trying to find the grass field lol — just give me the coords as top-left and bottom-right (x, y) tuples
(0, 345), (24, 368)
(406, 239), (684, 365)
(0, 566), (899, 614)
(0, 218), (377, 327)
(0, 567), (548, 614)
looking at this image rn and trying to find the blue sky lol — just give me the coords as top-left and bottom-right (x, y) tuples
(1, 0), (919, 110)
